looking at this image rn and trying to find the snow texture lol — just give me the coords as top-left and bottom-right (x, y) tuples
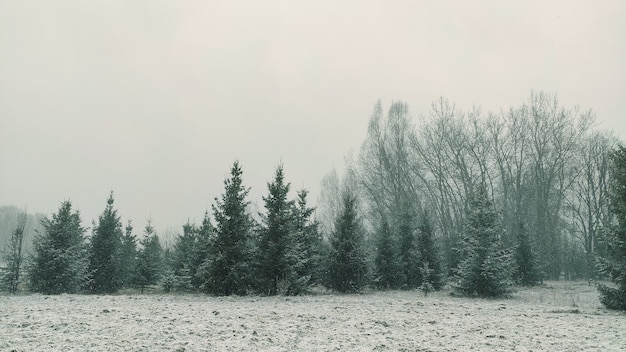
(1, 281), (624, 351)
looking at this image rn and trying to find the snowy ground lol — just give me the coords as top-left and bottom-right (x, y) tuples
(1, 281), (624, 351)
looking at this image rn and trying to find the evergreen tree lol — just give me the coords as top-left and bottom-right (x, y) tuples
(397, 208), (421, 289)
(327, 192), (368, 293)
(416, 211), (446, 290)
(167, 215), (214, 292)
(204, 161), (254, 296)
(29, 201), (89, 294)
(118, 220), (138, 289)
(135, 220), (163, 293)
(257, 165), (296, 295)
(169, 221), (199, 291)
(88, 192), (124, 293)
(419, 261), (435, 296)
(292, 189), (323, 290)
(373, 218), (404, 289)
(513, 222), (541, 286)
(194, 212), (213, 290)
(597, 145), (626, 310)
(454, 186), (513, 298)
(1, 212), (28, 293)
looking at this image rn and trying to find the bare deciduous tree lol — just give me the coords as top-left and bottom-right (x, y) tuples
(566, 131), (616, 278)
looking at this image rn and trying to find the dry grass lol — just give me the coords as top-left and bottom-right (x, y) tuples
(512, 280), (603, 309)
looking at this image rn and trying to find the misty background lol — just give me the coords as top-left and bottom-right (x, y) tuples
(1, 0), (625, 235)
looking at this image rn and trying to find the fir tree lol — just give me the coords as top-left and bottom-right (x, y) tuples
(597, 145), (626, 310)
(1, 212), (28, 293)
(327, 192), (368, 293)
(204, 161), (254, 296)
(88, 191), (124, 293)
(454, 186), (513, 298)
(167, 216), (214, 292)
(292, 189), (323, 291)
(373, 218), (404, 289)
(118, 220), (138, 289)
(135, 220), (163, 293)
(169, 221), (199, 291)
(513, 222), (541, 286)
(193, 212), (213, 290)
(257, 165), (296, 295)
(29, 201), (89, 294)
(397, 208), (421, 289)
(417, 211), (446, 290)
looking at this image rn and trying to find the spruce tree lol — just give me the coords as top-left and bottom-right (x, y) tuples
(168, 216), (214, 292)
(88, 192), (124, 293)
(1, 212), (27, 293)
(513, 222), (541, 286)
(398, 208), (421, 289)
(292, 189), (323, 290)
(417, 211), (446, 290)
(373, 218), (404, 289)
(169, 221), (199, 291)
(454, 186), (513, 298)
(257, 165), (296, 295)
(194, 212), (213, 290)
(597, 145), (626, 310)
(204, 161), (254, 296)
(29, 201), (89, 294)
(135, 220), (163, 293)
(327, 192), (368, 293)
(118, 220), (138, 289)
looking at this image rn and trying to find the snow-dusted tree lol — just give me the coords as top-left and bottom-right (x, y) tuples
(204, 161), (254, 296)
(1, 211), (28, 293)
(167, 216), (214, 292)
(29, 201), (89, 294)
(454, 186), (513, 298)
(373, 218), (403, 289)
(193, 212), (213, 290)
(522, 92), (592, 279)
(356, 101), (419, 229)
(118, 220), (138, 289)
(317, 169), (342, 236)
(256, 165), (297, 295)
(411, 99), (481, 275)
(416, 211), (446, 290)
(397, 207), (421, 289)
(512, 222), (541, 286)
(327, 192), (369, 293)
(292, 189), (323, 290)
(167, 222), (198, 292)
(597, 145), (626, 310)
(567, 132), (616, 279)
(88, 192), (124, 293)
(135, 220), (163, 293)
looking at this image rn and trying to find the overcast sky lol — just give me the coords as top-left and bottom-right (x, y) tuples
(1, 0), (625, 235)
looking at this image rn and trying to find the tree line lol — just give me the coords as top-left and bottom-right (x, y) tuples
(325, 92), (618, 284)
(314, 91), (625, 305)
(2, 91), (626, 309)
(1, 161), (444, 297)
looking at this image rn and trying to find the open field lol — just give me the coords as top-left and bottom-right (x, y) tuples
(1, 281), (624, 351)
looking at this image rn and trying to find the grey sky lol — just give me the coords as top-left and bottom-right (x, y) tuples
(1, 0), (625, 234)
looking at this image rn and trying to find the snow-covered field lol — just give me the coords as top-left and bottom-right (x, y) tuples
(1, 282), (624, 351)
